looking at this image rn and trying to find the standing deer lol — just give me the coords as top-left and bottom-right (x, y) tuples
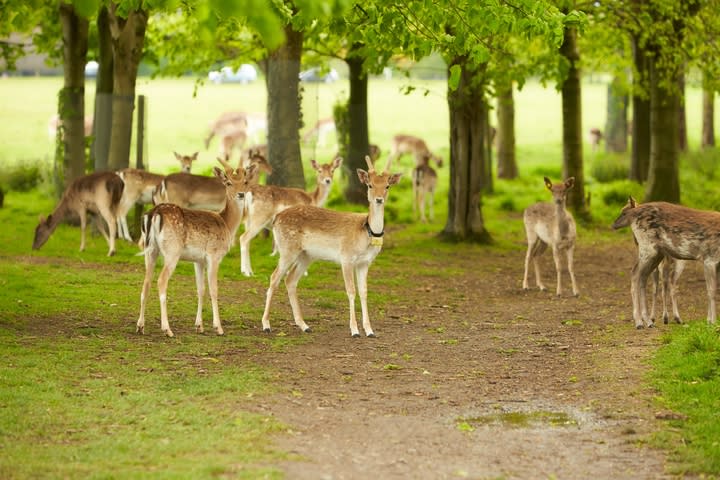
(238, 156), (343, 276)
(522, 177), (579, 297)
(389, 134), (443, 168)
(302, 117), (336, 147)
(115, 152), (199, 241)
(412, 153), (437, 223)
(205, 111), (267, 158)
(135, 165), (249, 337)
(588, 128), (603, 152)
(33, 171), (124, 256)
(611, 197), (708, 328)
(260, 155), (402, 337)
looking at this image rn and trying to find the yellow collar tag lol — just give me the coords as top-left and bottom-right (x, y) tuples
(370, 236), (384, 247)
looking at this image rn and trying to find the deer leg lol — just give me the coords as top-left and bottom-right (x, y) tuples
(566, 246), (579, 297)
(636, 250), (662, 328)
(284, 254), (312, 333)
(239, 220), (268, 277)
(341, 262), (360, 337)
(630, 261), (641, 327)
(261, 254), (296, 333)
(670, 260), (685, 323)
(703, 260), (718, 324)
(522, 233), (537, 290)
(429, 188), (435, 222)
(356, 262), (374, 337)
(552, 245), (563, 296)
(651, 266), (660, 324)
(136, 246), (158, 335)
(157, 255), (179, 337)
(206, 258), (224, 335)
(193, 262), (206, 334)
(97, 205), (117, 256)
(79, 209), (87, 252)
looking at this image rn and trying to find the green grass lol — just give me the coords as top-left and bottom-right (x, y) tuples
(650, 323), (720, 476)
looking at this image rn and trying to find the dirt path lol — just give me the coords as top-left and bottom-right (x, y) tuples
(244, 238), (705, 479)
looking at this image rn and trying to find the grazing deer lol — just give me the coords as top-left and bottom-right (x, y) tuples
(136, 165), (249, 337)
(115, 152), (199, 241)
(389, 134), (443, 168)
(33, 171), (124, 256)
(302, 117), (336, 147)
(205, 112), (267, 156)
(588, 128), (603, 152)
(261, 155), (402, 337)
(238, 156), (343, 277)
(412, 154), (437, 223)
(522, 177), (579, 297)
(611, 197), (705, 328)
(48, 114), (94, 139)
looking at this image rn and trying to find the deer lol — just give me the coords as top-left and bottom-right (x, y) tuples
(522, 177), (579, 297)
(115, 152), (199, 241)
(205, 111), (267, 157)
(260, 155), (402, 337)
(388, 134), (443, 169)
(588, 128), (603, 152)
(135, 164), (250, 337)
(33, 171), (124, 256)
(412, 153), (437, 223)
(611, 197), (708, 328)
(238, 156), (343, 277)
(152, 151), (272, 212)
(302, 117), (336, 147)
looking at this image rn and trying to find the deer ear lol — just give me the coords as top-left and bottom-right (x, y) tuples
(174, 151), (180, 159)
(388, 173), (403, 186)
(311, 159), (319, 169)
(629, 196), (637, 208)
(333, 156), (343, 168)
(192, 152), (198, 159)
(357, 169), (370, 185)
(544, 177), (552, 190)
(565, 177), (575, 189)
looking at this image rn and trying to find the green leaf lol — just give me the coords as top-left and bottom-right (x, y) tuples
(448, 64), (461, 91)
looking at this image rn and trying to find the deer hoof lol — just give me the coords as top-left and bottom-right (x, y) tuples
(136, 325), (144, 335)
(675, 317), (683, 324)
(303, 327), (312, 333)
(108, 250), (116, 257)
(164, 330), (175, 337)
(367, 333), (376, 338)
(263, 327), (271, 334)
(635, 324), (644, 330)
(352, 333), (360, 338)
(196, 325), (204, 334)
(215, 328), (224, 336)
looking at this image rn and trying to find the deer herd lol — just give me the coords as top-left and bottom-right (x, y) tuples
(32, 110), (718, 338)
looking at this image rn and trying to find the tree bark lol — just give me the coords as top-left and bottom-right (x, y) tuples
(644, 57), (680, 203)
(266, 23), (304, 188)
(702, 81), (715, 149)
(107, 5), (148, 170)
(58, 3), (89, 186)
(677, 70), (687, 152)
(604, 76), (628, 153)
(630, 34), (650, 182)
(344, 50), (371, 203)
(92, 5), (114, 171)
(496, 81), (517, 179)
(559, 23), (587, 217)
(441, 57), (490, 243)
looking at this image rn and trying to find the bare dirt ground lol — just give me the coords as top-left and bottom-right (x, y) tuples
(244, 235), (709, 479)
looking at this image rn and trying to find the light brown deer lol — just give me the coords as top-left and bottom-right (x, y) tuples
(611, 197), (704, 328)
(389, 134), (443, 168)
(302, 117), (336, 147)
(115, 152), (199, 241)
(33, 171), (124, 256)
(238, 156), (343, 276)
(588, 128), (603, 152)
(260, 155), (402, 337)
(205, 111), (267, 157)
(135, 165), (249, 337)
(522, 177), (579, 297)
(412, 153), (437, 223)
(152, 152), (272, 212)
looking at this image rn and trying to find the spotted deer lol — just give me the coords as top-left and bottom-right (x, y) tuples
(115, 152), (199, 241)
(135, 164), (249, 337)
(205, 112), (267, 158)
(238, 156), (343, 276)
(412, 153), (437, 223)
(389, 134), (443, 168)
(260, 155), (402, 337)
(611, 197), (704, 328)
(522, 177), (579, 297)
(33, 171), (124, 256)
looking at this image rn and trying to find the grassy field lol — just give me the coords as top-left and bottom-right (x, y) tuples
(1, 75), (720, 477)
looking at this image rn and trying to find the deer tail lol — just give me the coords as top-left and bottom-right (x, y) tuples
(107, 175), (125, 213)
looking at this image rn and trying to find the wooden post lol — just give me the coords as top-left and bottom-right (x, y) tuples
(132, 95), (146, 238)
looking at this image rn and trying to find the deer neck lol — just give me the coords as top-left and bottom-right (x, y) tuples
(311, 182), (331, 207)
(366, 200), (386, 237)
(219, 196), (243, 238)
(555, 200), (570, 237)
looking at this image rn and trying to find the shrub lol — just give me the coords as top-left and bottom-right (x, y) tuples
(0, 161), (43, 192)
(590, 153), (629, 183)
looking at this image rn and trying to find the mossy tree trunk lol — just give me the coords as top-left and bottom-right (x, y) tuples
(496, 80), (517, 179)
(630, 34), (650, 182)
(92, 5), (114, 171)
(604, 76), (628, 153)
(344, 47), (371, 204)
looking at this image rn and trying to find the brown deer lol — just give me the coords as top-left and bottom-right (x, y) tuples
(260, 155), (402, 337)
(588, 128), (603, 152)
(115, 152), (199, 241)
(389, 134), (443, 168)
(412, 153), (437, 223)
(135, 164), (249, 337)
(33, 171), (124, 256)
(302, 117), (336, 147)
(238, 156), (343, 276)
(522, 177), (579, 297)
(611, 197), (702, 328)
(205, 111), (267, 157)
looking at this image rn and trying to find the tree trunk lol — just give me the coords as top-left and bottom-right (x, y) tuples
(496, 81), (517, 179)
(604, 76), (628, 153)
(93, 5), (114, 171)
(644, 57), (680, 203)
(441, 57), (490, 243)
(107, 5), (148, 170)
(344, 51), (371, 203)
(559, 23), (587, 217)
(59, 3), (89, 186)
(677, 70), (687, 152)
(630, 34), (650, 182)
(702, 81), (715, 149)
(266, 23), (304, 188)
